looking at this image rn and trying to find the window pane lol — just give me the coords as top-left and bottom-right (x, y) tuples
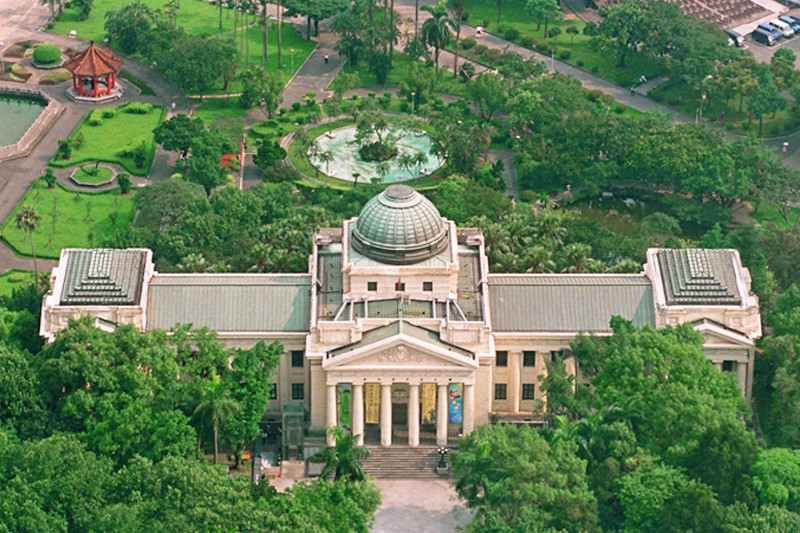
(368, 282), (377, 291)
(291, 350), (304, 367)
(423, 281), (433, 291)
(496, 351), (508, 367)
(523, 351), (536, 367)
(494, 383), (507, 400)
(291, 383), (304, 400)
(522, 383), (535, 400)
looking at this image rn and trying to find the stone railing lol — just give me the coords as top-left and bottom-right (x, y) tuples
(0, 87), (64, 162)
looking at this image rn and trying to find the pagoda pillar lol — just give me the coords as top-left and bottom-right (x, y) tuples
(93, 77), (97, 98)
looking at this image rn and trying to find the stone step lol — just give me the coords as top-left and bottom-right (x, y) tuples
(361, 446), (454, 479)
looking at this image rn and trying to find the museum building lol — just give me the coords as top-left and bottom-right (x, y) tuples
(40, 185), (762, 447)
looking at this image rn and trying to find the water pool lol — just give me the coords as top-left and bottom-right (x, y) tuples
(308, 126), (445, 183)
(0, 94), (47, 147)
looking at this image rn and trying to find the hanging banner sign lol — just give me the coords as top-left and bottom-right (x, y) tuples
(338, 384), (352, 430)
(365, 383), (380, 425)
(449, 383), (463, 424)
(421, 383), (436, 424)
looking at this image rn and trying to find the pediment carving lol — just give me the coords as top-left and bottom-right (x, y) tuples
(328, 342), (473, 369)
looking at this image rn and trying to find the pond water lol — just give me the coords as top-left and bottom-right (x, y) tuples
(0, 94), (46, 147)
(308, 125), (445, 183)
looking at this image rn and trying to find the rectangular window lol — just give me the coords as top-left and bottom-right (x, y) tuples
(494, 383), (507, 400)
(550, 350), (570, 362)
(423, 281), (433, 291)
(523, 351), (536, 367)
(496, 351), (508, 367)
(367, 281), (377, 291)
(291, 350), (304, 368)
(291, 383), (304, 400)
(269, 384), (278, 400)
(722, 361), (734, 372)
(395, 281), (406, 292)
(522, 383), (536, 400)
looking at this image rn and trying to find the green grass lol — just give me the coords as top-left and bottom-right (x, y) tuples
(39, 70), (72, 84)
(72, 165), (115, 184)
(751, 201), (800, 227)
(50, 1), (316, 90)
(0, 270), (35, 299)
(0, 181), (136, 259)
(460, 0), (661, 87)
(333, 54), (473, 99)
(50, 104), (165, 176)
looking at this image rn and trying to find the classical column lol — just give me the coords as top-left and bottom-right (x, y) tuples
(380, 383), (392, 447)
(736, 362), (747, 395)
(436, 383), (448, 446)
(463, 383), (475, 436)
(326, 384), (337, 446)
(352, 384), (364, 446)
(408, 383), (420, 447)
(509, 352), (521, 413)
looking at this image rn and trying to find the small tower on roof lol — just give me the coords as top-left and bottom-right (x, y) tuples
(63, 41), (123, 100)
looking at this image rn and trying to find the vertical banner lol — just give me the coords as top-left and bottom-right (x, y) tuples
(421, 383), (436, 424)
(338, 384), (352, 430)
(365, 383), (380, 424)
(449, 383), (463, 424)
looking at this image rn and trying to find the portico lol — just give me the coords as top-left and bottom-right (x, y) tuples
(322, 321), (478, 446)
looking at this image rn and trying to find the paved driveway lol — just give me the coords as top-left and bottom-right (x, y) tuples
(370, 479), (473, 533)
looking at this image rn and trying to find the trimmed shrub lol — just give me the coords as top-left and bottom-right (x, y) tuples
(88, 110), (104, 126)
(461, 37), (476, 50)
(32, 44), (61, 65)
(399, 101), (410, 113)
(117, 173), (132, 194)
(557, 49), (571, 60)
(537, 42), (551, 54)
(100, 108), (117, 118)
(291, 102), (302, 112)
(474, 44), (488, 56)
(504, 28), (520, 41)
(576, 59), (584, 67)
(123, 102), (152, 114)
(521, 189), (538, 202)
(484, 48), (501, 63)
(520, 36), (534, 48)
(462, 11), (470, 22)
(117, 137), (147, 158)
(614, 104), (627, 114)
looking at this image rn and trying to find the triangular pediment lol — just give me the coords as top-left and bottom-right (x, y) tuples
(323, 322), (477, 371)
(693, 320), (753, 347)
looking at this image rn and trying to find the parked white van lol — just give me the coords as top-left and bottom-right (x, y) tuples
(770, 18), (795, 37)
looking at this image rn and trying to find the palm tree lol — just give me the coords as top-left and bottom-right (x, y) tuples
(397, 153), (414, 181)
(318, 151), (335, 185)
(523, 246), (555, 273)
(448, 0), (466, 78)
(413, 151), (428, 185)
(561, 243), (592, 273)
(15, 205), (41, 293)
(352, 172), (361, 187)
(376, 161), (390, 183)
(194, 372), (240, 464)
(311, 426), (370, 482)
(420, 2), (457, 74)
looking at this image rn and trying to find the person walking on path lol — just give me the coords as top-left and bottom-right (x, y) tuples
(324, 54), (329, 64)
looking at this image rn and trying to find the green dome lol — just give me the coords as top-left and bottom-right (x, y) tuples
(352, 185), (448, 264)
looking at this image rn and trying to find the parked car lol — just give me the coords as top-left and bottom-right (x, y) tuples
(779, 15), (800, 33)
(752, 27), (777, 46)
(725, 28), (746, 47)
(770, 18), (795, 37)
(758, 23), (783, 41)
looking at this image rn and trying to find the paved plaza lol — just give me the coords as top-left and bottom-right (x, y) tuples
(371, 479), (473, 533)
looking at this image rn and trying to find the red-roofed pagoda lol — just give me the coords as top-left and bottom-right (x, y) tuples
(64, 41), (123, 98)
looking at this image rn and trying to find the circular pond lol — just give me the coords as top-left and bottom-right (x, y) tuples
(307, 126), (445, 183)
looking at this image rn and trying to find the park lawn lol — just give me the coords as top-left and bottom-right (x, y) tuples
(72, 165), (115, 184)
(649, 82), (797, 136)
(334, 53), (472, 99)
(751, 201), (800, 228)
(0, 270), (35, 299)
(50, 104), (165, 176)
(0, 182), (136, 260)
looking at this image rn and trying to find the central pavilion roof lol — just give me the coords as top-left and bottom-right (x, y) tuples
(64, 41), (123, 77)
(59, 249), (147, 306)
(656, 249), (742, 306)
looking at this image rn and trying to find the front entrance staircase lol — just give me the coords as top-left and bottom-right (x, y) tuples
(362, 445), (453, 479)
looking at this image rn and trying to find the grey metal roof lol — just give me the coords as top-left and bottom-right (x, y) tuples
(457, 249), (482, 321)
(330, 320), (472, 358)
(352, 185), (448, 264)
(146, 274), (310, 332)
(60, 249), (146, 306)
(488, 274), (655, 332)
(657, 249), (742, 306)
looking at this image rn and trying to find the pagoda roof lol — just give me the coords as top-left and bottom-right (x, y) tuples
(64, 41), (123, 77)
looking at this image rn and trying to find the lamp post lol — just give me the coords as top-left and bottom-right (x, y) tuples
(290, 48), (295, 74)
(437, 446), (449, 469)
(410, 91), (416, 115)
(699, 93), (706, 124)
